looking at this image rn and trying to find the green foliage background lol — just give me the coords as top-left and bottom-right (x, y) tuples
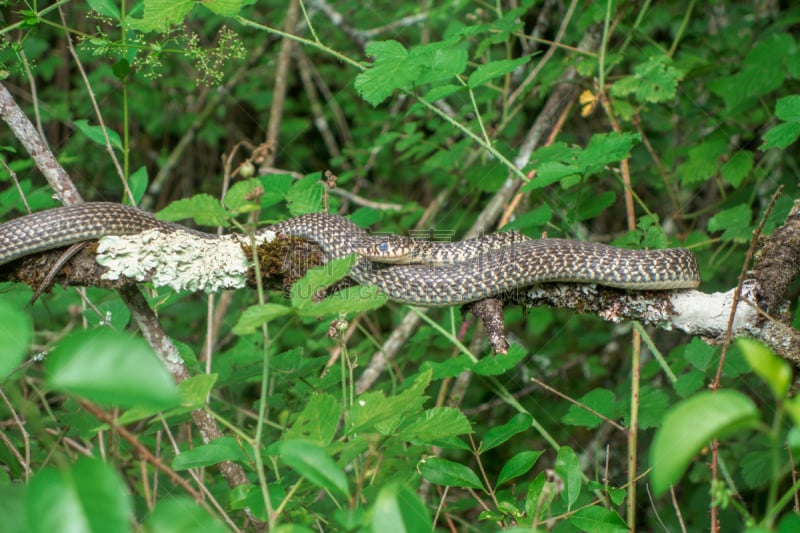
(0, 1), (799, 531)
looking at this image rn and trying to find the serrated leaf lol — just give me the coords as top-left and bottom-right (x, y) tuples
(285, 393), (341, 445)
(157, 194), (230, 227)
(347, 370), (431, 435)
(46, 329), (179, 409)
(738, 338), (791, 400)
(497, 450), (544, 486)
(126, 0), (193, 32)
(707, 204), (753, 242)
(223, 178), (262, 214)
(520, 161), (579, 192)
(577, 132), (640, 173)
(775, 95), (800, 122)
(610, 55), (682, 103)
(0, 301), (31, 380)
(650, 390), (760, 495)
(73, 119), (122, 151)
(761, 122), (800, 150)
(555, 446), (581, 508)
(418, 457), (484, 489)
(297, 285), (387, 317)
(232, 303), (292, 335)
(422, 84), (464, 103)
(88, 0), (121, 19)
(468, 56), (530, 88)
(201, 0), (246, 16)
(480, 413), (532, 453)
(172, 437), (251, 470)
(280, 440), (349, 498)
(290, 255), (357, 309)
(286, 173), (324, 215)
(473, 344), (527, 376)
(721, 151), (753, 187)
(355, 41), (420, 106)
(397, 407), (472, 442)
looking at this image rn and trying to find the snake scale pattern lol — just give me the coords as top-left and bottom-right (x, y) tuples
(0, 202), (700, 306)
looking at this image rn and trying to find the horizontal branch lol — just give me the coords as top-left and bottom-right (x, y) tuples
(2, 228), (797, 362)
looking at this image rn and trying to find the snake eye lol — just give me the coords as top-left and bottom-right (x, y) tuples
(379, 242), (388, 252)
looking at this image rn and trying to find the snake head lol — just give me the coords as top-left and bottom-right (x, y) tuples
(357, 236), (420, 264)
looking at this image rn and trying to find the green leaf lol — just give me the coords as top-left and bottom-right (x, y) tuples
(290, 255), (357, 309)
(26, 458), (132, 533)
(300, 285), (387, 317)
(776, 95), (800, 122)
(497, 450), (544, 486)
(520, 160), (579, 191)
(422, 84), (464, 103)
(524, 471), (552, 521)
(355, 41), (420, 106)
(418, 457), (484, 490)
(347, 370), (431, 435)
(127, 0), (194, 32)
(562, 388), (618, 429)
(737, 338), (791, 400)
(143, 497), (228, 533)
(499, 204), (552, 231)
(707, 204), (753, 243)
(577, 190), (616, 221)
(259, 173), (294, 209)
(473, 344), (527, 376)
(285, 173), (324, 215)
(232, 303), (292, 335)
(157, 194), (230, 227)
(46, 329), (180, 409)
(201, 0), (246, 16)
(555, 446), (581, 508)
(721, 151), (753, 187)
(0, 300), (31, 380)
(172, 437), (251, 470)
(679, 135), (728, 185)
(127, 166), (149, 205)
(479, 412), (532, 453)
(369, 483), (432, 533)
(223, 178), (262, 214)
(88, 0), (121, 20)
(577, 132), (640, 173)
(284, 393), (341, 445)
(569, 506), (628, 533)
(650, 390), (760, 495)
(117, 373), (218, 425)
(468, 56), (530, 88)
(73, 119), (122, 151)
(280, 440), (349, 498)
(761, 122), (800, 150)
(397, 407), (472, 442)
(610, 55), (683, 103)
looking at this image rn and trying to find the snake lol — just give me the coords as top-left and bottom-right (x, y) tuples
(0, 202), (700, 306)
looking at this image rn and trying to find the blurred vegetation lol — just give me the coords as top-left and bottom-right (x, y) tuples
(0, 1), (799, 531)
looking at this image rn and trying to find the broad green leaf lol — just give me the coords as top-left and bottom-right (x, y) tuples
(117, 373), (218, 425)
(27, 458), (132, 533)
(473, 344), (527, 376)
(577, 132), (640, 173)
(232, 303), (292, 335)
(497, 450), (544, 486)
(422, 84), (464, 103)
(73, 119), (122, 151)
(569, 507), (628, 533)
(776, 95), (800, 122)
(738, 338), (791, 400)
(286, 173), (324, 215)
(143, 497), (227, 533)
(721, 151), (753, 187)
(524, 471), (552, 521)
(678, 135), (728, 185)
(555, 446), (581, 508)
(479, 413), (532, 453)
(127, 166), (149, 205)
(397, 407), (472, 442)
(280, 440), (349, 498)
(414, 45), (468, 85)
(369, 483), (432, 533)
(611, 55), (682, 103)
(707, 204), (753, 243)
(499, 204), (552, 231)
(157, 194), (229, 227)
(87, 0), (121, 19)
(626, 385), (670, 429)
(418, 457), (483, 490)
(562, 388), (618, 429)
(259, 173), (294, 209)
(46, 329), (179, 409)
(650, 390), (760, 495)
(0, 301), (31, 380)
(290, 255), (357, 309)
(468, 56), (530, 88)
(223, 178), (262, 214)
(127, 0), (193, 32)
(761, 122), (800, 150)
(577, 190), (616, 221)
(285, 393), (341, 445)
(355, 41), (420, 106)
(0, 484), (25, 533)
(520, 160), (579, 191)
(172, 437), (251, 470)
(297, 285), (387, 317)
(201, 0), (246, 16)
(347, 370), (431, 435)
